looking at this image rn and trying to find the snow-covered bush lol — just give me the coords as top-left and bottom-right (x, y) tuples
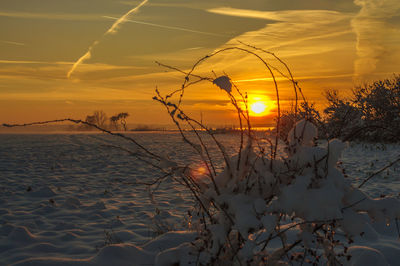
(278, 102), (322, 141)
(152, 119), (399, 265)
(151, 45), (400, 265)
(323, 76), (400, 142)
(322, 89), (363, 140)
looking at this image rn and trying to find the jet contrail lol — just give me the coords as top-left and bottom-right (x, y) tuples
(103, 16), (228, 37)
(67, 41), (98, 78)
(106, 0), (148, 34)
(0, 40), (25, 46)
(67, 0), (148, 78)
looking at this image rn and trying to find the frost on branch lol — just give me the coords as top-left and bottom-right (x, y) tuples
(287, 119), (318, 148)
(213, 76), (232, 93)
(156, 119), (400, 265)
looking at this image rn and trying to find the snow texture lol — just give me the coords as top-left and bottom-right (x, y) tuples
(0, 127), (399, 265)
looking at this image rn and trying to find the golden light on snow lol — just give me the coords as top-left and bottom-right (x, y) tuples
(191, 164), (209, 181)
(196, 166), (207, 176)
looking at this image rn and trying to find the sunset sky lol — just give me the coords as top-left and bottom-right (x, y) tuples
(1, 0), (399, 126)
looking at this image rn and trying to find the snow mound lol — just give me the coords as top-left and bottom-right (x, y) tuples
(8, 226), (37, 243)
(63, 197), (82, 209)
(143, 231), (197, 252)
(348, 246), (388, 266)
(287, 119), (317, 147)
(92, 244), (154, 266)
(28, 186), (57, 197)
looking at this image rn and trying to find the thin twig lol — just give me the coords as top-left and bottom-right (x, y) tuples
(341, 197), (367, 212)
(358, 157), (400, 188)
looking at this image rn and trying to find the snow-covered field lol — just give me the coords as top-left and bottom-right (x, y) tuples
(0, 132), (399, 265)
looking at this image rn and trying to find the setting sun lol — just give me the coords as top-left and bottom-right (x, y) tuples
(250, 102), (266, 114)
(247, 96), (272, 117)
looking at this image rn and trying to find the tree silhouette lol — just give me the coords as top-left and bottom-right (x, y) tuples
(109, 112), (129, 131)
(81, 111), (108, 130)
(93, 110), (108, 128)
(117, 112), (129, 131)
(109, 115), (119, 131)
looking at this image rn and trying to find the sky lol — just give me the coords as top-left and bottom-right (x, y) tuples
(1, 0), (399, 127)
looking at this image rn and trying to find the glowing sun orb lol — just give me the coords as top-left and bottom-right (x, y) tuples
(250, 102), (267, 114)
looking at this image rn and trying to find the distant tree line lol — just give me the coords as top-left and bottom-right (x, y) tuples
(78, 110), (130, 131)
(279, 75), (400, 142)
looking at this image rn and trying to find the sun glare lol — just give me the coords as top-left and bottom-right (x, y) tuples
(250, 102), (266, 114)
(248, 96), (271, 117)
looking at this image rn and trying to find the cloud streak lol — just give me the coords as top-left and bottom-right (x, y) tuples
(201, 7), (353, 73)
(0, 40), (25, 46)
(67, 0), (148, 78)
(206, 7), (353, 55)
(207, 7), (349, 23)
(234, 73), (355, 83)
(103, 16), (228, 37)
(351, 0), (400, 80)
(0, 11), (108, 21)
